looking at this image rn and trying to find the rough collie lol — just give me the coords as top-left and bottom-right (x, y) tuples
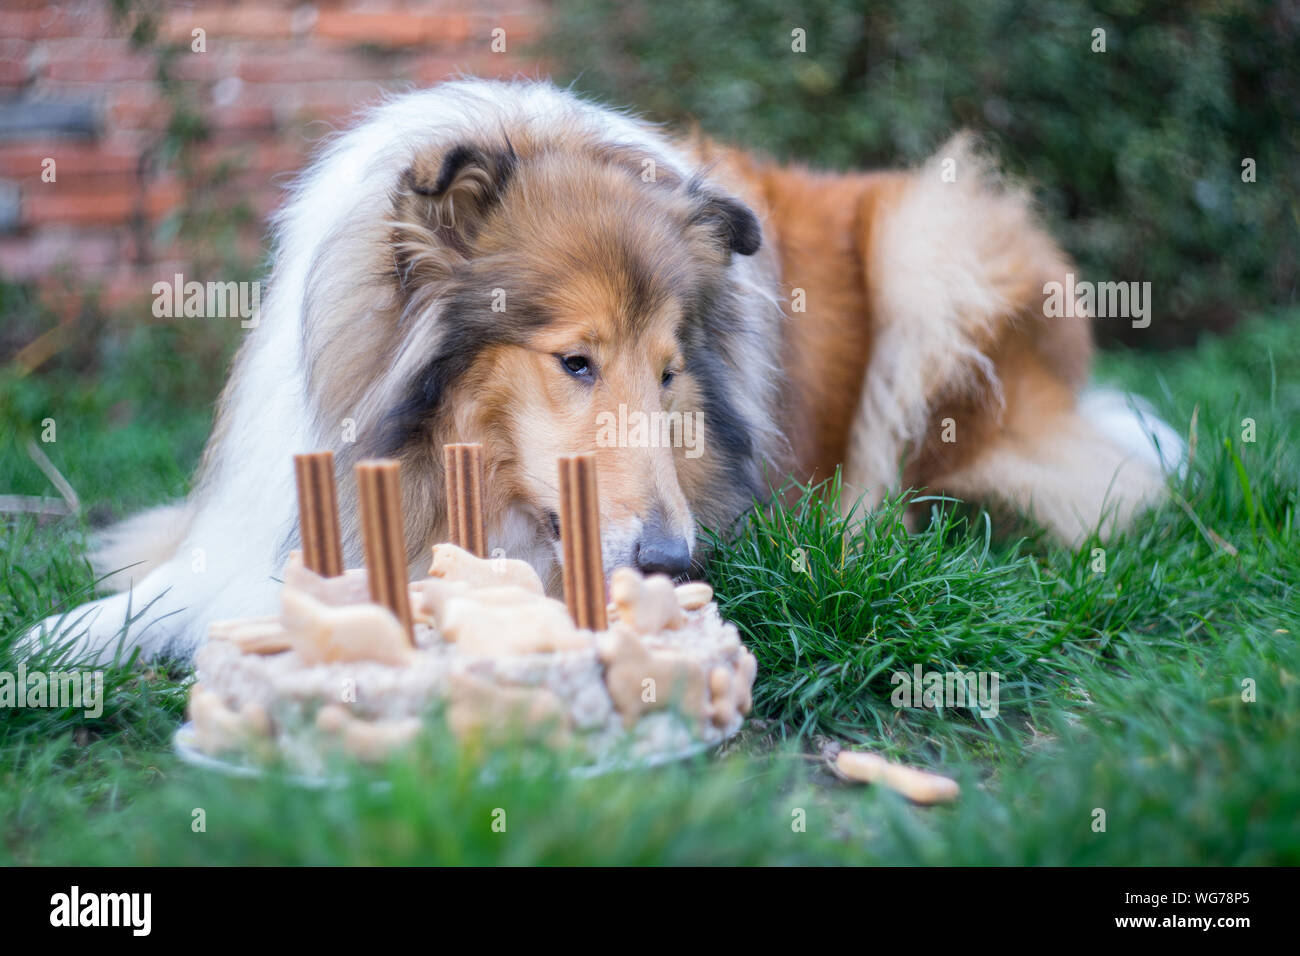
(30, 79), (1180, 664)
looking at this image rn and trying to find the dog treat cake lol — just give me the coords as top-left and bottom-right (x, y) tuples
(183, 447), (756, 774)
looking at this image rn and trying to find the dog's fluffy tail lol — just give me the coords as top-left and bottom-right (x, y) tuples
(91, 502), (192, 593)
(932, 383), (1183, 545)
(1080, 387), (1186, 479)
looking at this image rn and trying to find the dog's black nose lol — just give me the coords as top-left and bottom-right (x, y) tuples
(634, 528), (693, 578)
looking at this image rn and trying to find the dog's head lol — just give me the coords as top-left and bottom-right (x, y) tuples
(309, 128), (773, 587)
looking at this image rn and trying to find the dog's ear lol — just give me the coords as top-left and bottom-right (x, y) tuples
(391, 142), (517, 287)
(687, 185), (762, 259)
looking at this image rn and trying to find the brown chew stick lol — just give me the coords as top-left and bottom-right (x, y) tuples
(356, 459), (414, 642)
(557, 454), (607, 631)
(294, 452), (344, 577)
(444, 443), (486, 557)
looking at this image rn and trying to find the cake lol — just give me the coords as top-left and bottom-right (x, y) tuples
(185, 543), (758, 774)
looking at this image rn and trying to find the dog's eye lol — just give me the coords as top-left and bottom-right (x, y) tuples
(558, 354), (593, 380)
(661, 368), (676, 387)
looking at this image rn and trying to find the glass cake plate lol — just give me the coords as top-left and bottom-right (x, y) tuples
(173, 719), (736, 788)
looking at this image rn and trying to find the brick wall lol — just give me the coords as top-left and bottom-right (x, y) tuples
(0, 0), (548, 310)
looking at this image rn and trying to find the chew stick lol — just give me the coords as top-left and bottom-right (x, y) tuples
(356, 459), (414, 642)
(443, 443), (486, 558)
(557, 454), (607, 631)
(294, 452), (344, 577)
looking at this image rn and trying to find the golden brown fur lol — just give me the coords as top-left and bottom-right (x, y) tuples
(698, 134), (1164, 541)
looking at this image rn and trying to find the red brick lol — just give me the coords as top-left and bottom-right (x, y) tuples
(70, 146), (144, 177)
(0, 0), (542, 310)
(226, 81), (386, 127)
(258, 147), (309, 175)
(107, 86), (167, 131)
(202, 141), (305, 176)
(119, 232), (187, 265)
(0, 143), (141, 178)
(0, 60), (29, 88)
(43, 40), (154, 82)
(0, 39), (32, 80)
(208, 103), (277, 131)
(203, 134), (301, 160)
(161, 8), (295, 43)
(238, 49), (396, 83)
(24, 180), (183, 227)
(169, 50), (241, 82)
(314, 11), (471, 48)
(25, 186), (137, 226)
(0, 7), (112, 41)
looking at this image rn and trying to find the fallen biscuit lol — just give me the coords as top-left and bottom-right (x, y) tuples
(834, 750), (960, 805)
(734, 647), (757, 715)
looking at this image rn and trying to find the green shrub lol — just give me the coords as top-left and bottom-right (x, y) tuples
(546, 0), (1300, 347)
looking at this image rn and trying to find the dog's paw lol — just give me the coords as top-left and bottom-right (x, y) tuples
(19, 590), (177, 667)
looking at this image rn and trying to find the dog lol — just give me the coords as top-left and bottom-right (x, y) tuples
(28, 78), (1180, 664)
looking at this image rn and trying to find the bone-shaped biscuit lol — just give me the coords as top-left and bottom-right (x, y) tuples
(598, 627), (706, 726)
(610, 567), (686, 634)
(439, 592), (590, 656)
(208, 616), (292, 655)
(834, 750), (960, 804)
(446, 672), (570, 745)
(674, 582), (714, 610)
(283, 551), (372, 606)
(281, 585), (416, 666)
(412, 577), (472, 623)
(315, 704), (422, 762)
(734, 647), (757, 715)
(189, 686), (271, 755)
(707, 647), (758, 728)
(708, 667), (738, 728)
(413, 578), (542, 622)
(414, 573), (590, 656)
(429, 542), (545, 594)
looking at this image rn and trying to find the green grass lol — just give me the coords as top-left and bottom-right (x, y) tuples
(1, 299), (1298, 865)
